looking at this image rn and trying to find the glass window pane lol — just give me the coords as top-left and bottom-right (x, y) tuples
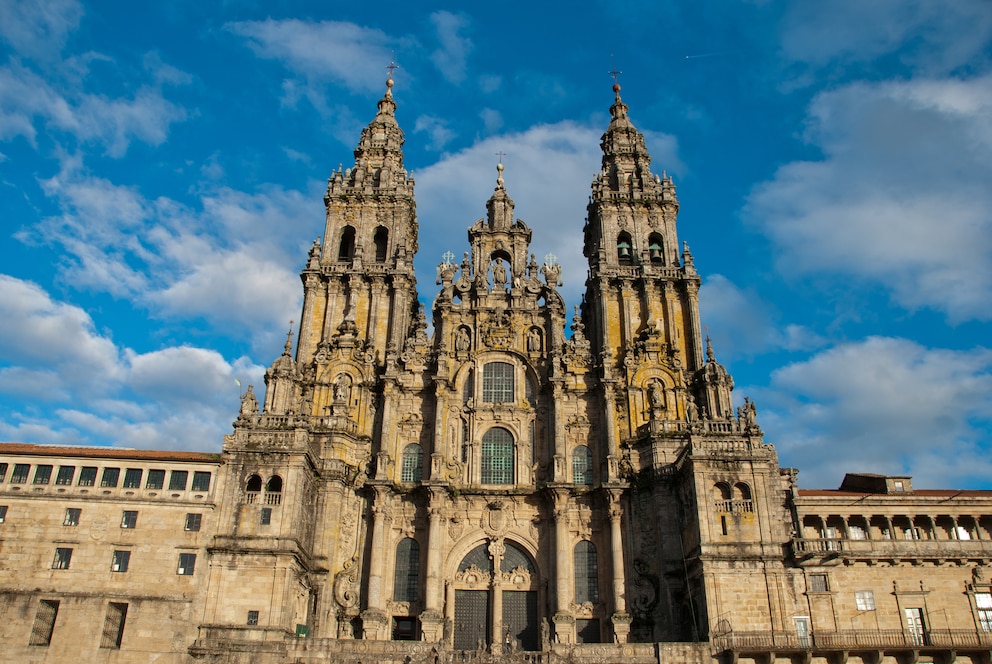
(191, 471), (211, 491)
(481, 427), (514, 484)
(169, 471), (188, 491)
(146, 469), (165, 489)
(123, 469), (143, 488)
(401, 444), (424, 482)
(483, 362), (514, 403)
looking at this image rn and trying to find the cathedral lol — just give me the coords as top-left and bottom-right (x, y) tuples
(1, 77), (991, 664)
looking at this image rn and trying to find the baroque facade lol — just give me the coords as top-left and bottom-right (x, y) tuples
(2, 79), (992, 664)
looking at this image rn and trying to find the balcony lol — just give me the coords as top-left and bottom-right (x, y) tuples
(791, 537), (992, 564)
(715, 629), (992, 659)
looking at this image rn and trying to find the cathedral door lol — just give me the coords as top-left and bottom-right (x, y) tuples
(502, 590), (538, 651)
(454, 590), (489, 650)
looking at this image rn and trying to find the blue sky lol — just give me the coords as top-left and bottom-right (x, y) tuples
(1, 0), (991, 489)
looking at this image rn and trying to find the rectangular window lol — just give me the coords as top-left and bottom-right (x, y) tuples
(33, 464), (53, 484)
(111, 550), (130, 573)
(185, 513), (202, 532)
(11, 463), (30, 484)
(64, 508), (81, 526)
(848, 525), (866, 540)
(482, 362), (514, 403)
(100, 602), (127, 649)
(29, 599), (60, 646)
(808, 574), (829, 593)
(177, 552), (196, 575)
(55, 466), (75, 485)
(101, 467), (120, 488)
(0, 505), (6, 523)
(191, 471), (211, 491)
(120, 510), (138, 529)
(977, 593), (992, 631)
(0, 462), (7, 482)
(169, 470), (189, 491)
(146, 469), (165, 489)
(855, 590), (875, 611)
(260, 507), (272, 525)
(52, 547), (73, 570)
(247, 610), (259, 626)
(122, 468), (143, 488)
(78, 466), (97, 486)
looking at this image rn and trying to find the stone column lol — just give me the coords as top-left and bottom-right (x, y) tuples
(421, 488), (446, 641)
(551, 489), (574, 644)
(297, 273), (323, 364)
(684, 281), (704, 371)
(607, 489), (631, 643)
(489, 539), (505, 654)
(361, 485), (391, 639)
(603, 384), (620, 481)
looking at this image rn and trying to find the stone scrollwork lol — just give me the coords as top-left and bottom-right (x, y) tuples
(501, 566), (532, 588)
(333, 556), (360, 610)
(454, 564), (491, 587)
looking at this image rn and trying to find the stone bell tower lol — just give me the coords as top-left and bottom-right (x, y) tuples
(581, 81), (706, 448)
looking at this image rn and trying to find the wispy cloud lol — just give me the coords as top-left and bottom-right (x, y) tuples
(429, 11), (473, 84)
(746, 75), (992, 322)
(0, 0), (84, 61)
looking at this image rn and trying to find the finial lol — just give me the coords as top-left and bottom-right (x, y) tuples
(705, 330), (715, 362)
(284, 321), (295, 355)
(385, 59), (398, 97)
(495, 154), (505, 190)
(609, 60), (622, 99)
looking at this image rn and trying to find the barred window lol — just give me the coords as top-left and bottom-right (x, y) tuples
(146, 469), (165, 489)
(33, 465), (53, 484)
(78, 466), (97, 486)
(809, 574), (829, 593)
(482, 362), (514, 403)
(191, 471), (211, 491)
(393, 537), (420, 602)
(11, 463), (30, 484)
(56, 466), (75, 485)
(247, 610), (259, 626)
(101, 467), (120, 488)
(100, 602), (127, 649)
(123, 468), (143, 488)
(574, 540), (599, 604)
(573, 446), (593, 485)
(29, 599), (59, 646)
(169, 470), (188, 491)
(481, 427), (514, 484)
(0, 462), (7, 482)
(401, 444), (424, 483)
(260, 507), (272, 525)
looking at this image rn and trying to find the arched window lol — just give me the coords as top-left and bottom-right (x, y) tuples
(266, 476), (282, 493)
(401, 444), (424, 483)
(735, 482), (752, 500)
(246, 474), (262, 493)
(338, 226), (356, 260)
(648, 233), (664, 264)
(617, 232), (633, 264)
(714, 482), (732, 501)
(573, 446), (593, 485)
(373, 226), (388, 262)
(393, 538), (420, 602)
(481, 427), (514, 484)
(482, 362), (514, 403)
(573, 540), (599, 604)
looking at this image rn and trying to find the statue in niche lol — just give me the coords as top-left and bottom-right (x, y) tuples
(334, 374), (352, 404)
(527, 328), (541, 352)
(455, 327), (471, 352)
(492, 257), (508, 288)
(648, 381), (665, 410)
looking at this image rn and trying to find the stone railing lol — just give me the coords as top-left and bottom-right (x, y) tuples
(715, 629), (992, 651)
(791, 537), (992, 559)
(714, 499), (754, 514)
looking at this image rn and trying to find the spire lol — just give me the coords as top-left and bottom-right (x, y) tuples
(345, 64), (407, 190)
(283, 322), (295, 356)
(594, 78), (659, 200)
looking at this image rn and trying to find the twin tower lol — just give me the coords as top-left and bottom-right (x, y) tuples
(211, 77), (787, 654)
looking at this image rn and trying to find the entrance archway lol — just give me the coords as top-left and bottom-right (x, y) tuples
(451, 540), (539, 652)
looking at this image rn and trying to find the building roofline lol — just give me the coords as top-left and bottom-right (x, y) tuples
(797, 488), (992, 498)
(0, 442), (221, 464)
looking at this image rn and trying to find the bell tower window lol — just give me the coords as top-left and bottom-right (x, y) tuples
(617, 232), (633, 264)
(648, 233), (664, 264)
(373, 226), (388, 262)
(338, 226), (356, 260)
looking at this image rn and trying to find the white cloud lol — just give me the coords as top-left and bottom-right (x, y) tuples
(414, 114), (456, 151)
(414, 121), (681, 313)
(0, 274), (263, 451)
(429, 11), (472, 84)
(754, 337), (992, 489)
(226, 19), (394, 95)
(746, 75), (992, 322)
(0, 0), (83, 60)
(699, 274), (825, 358)
(780, 0), (992, 75)
(479, 108), (503, 133)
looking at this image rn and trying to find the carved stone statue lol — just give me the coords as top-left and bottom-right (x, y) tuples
(334, 374), (351, 404)
(455, 327), (471, 352)
(527, 328), (541, 352)
(492, 257), (507, 288)
(240, 385), (258, 416)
